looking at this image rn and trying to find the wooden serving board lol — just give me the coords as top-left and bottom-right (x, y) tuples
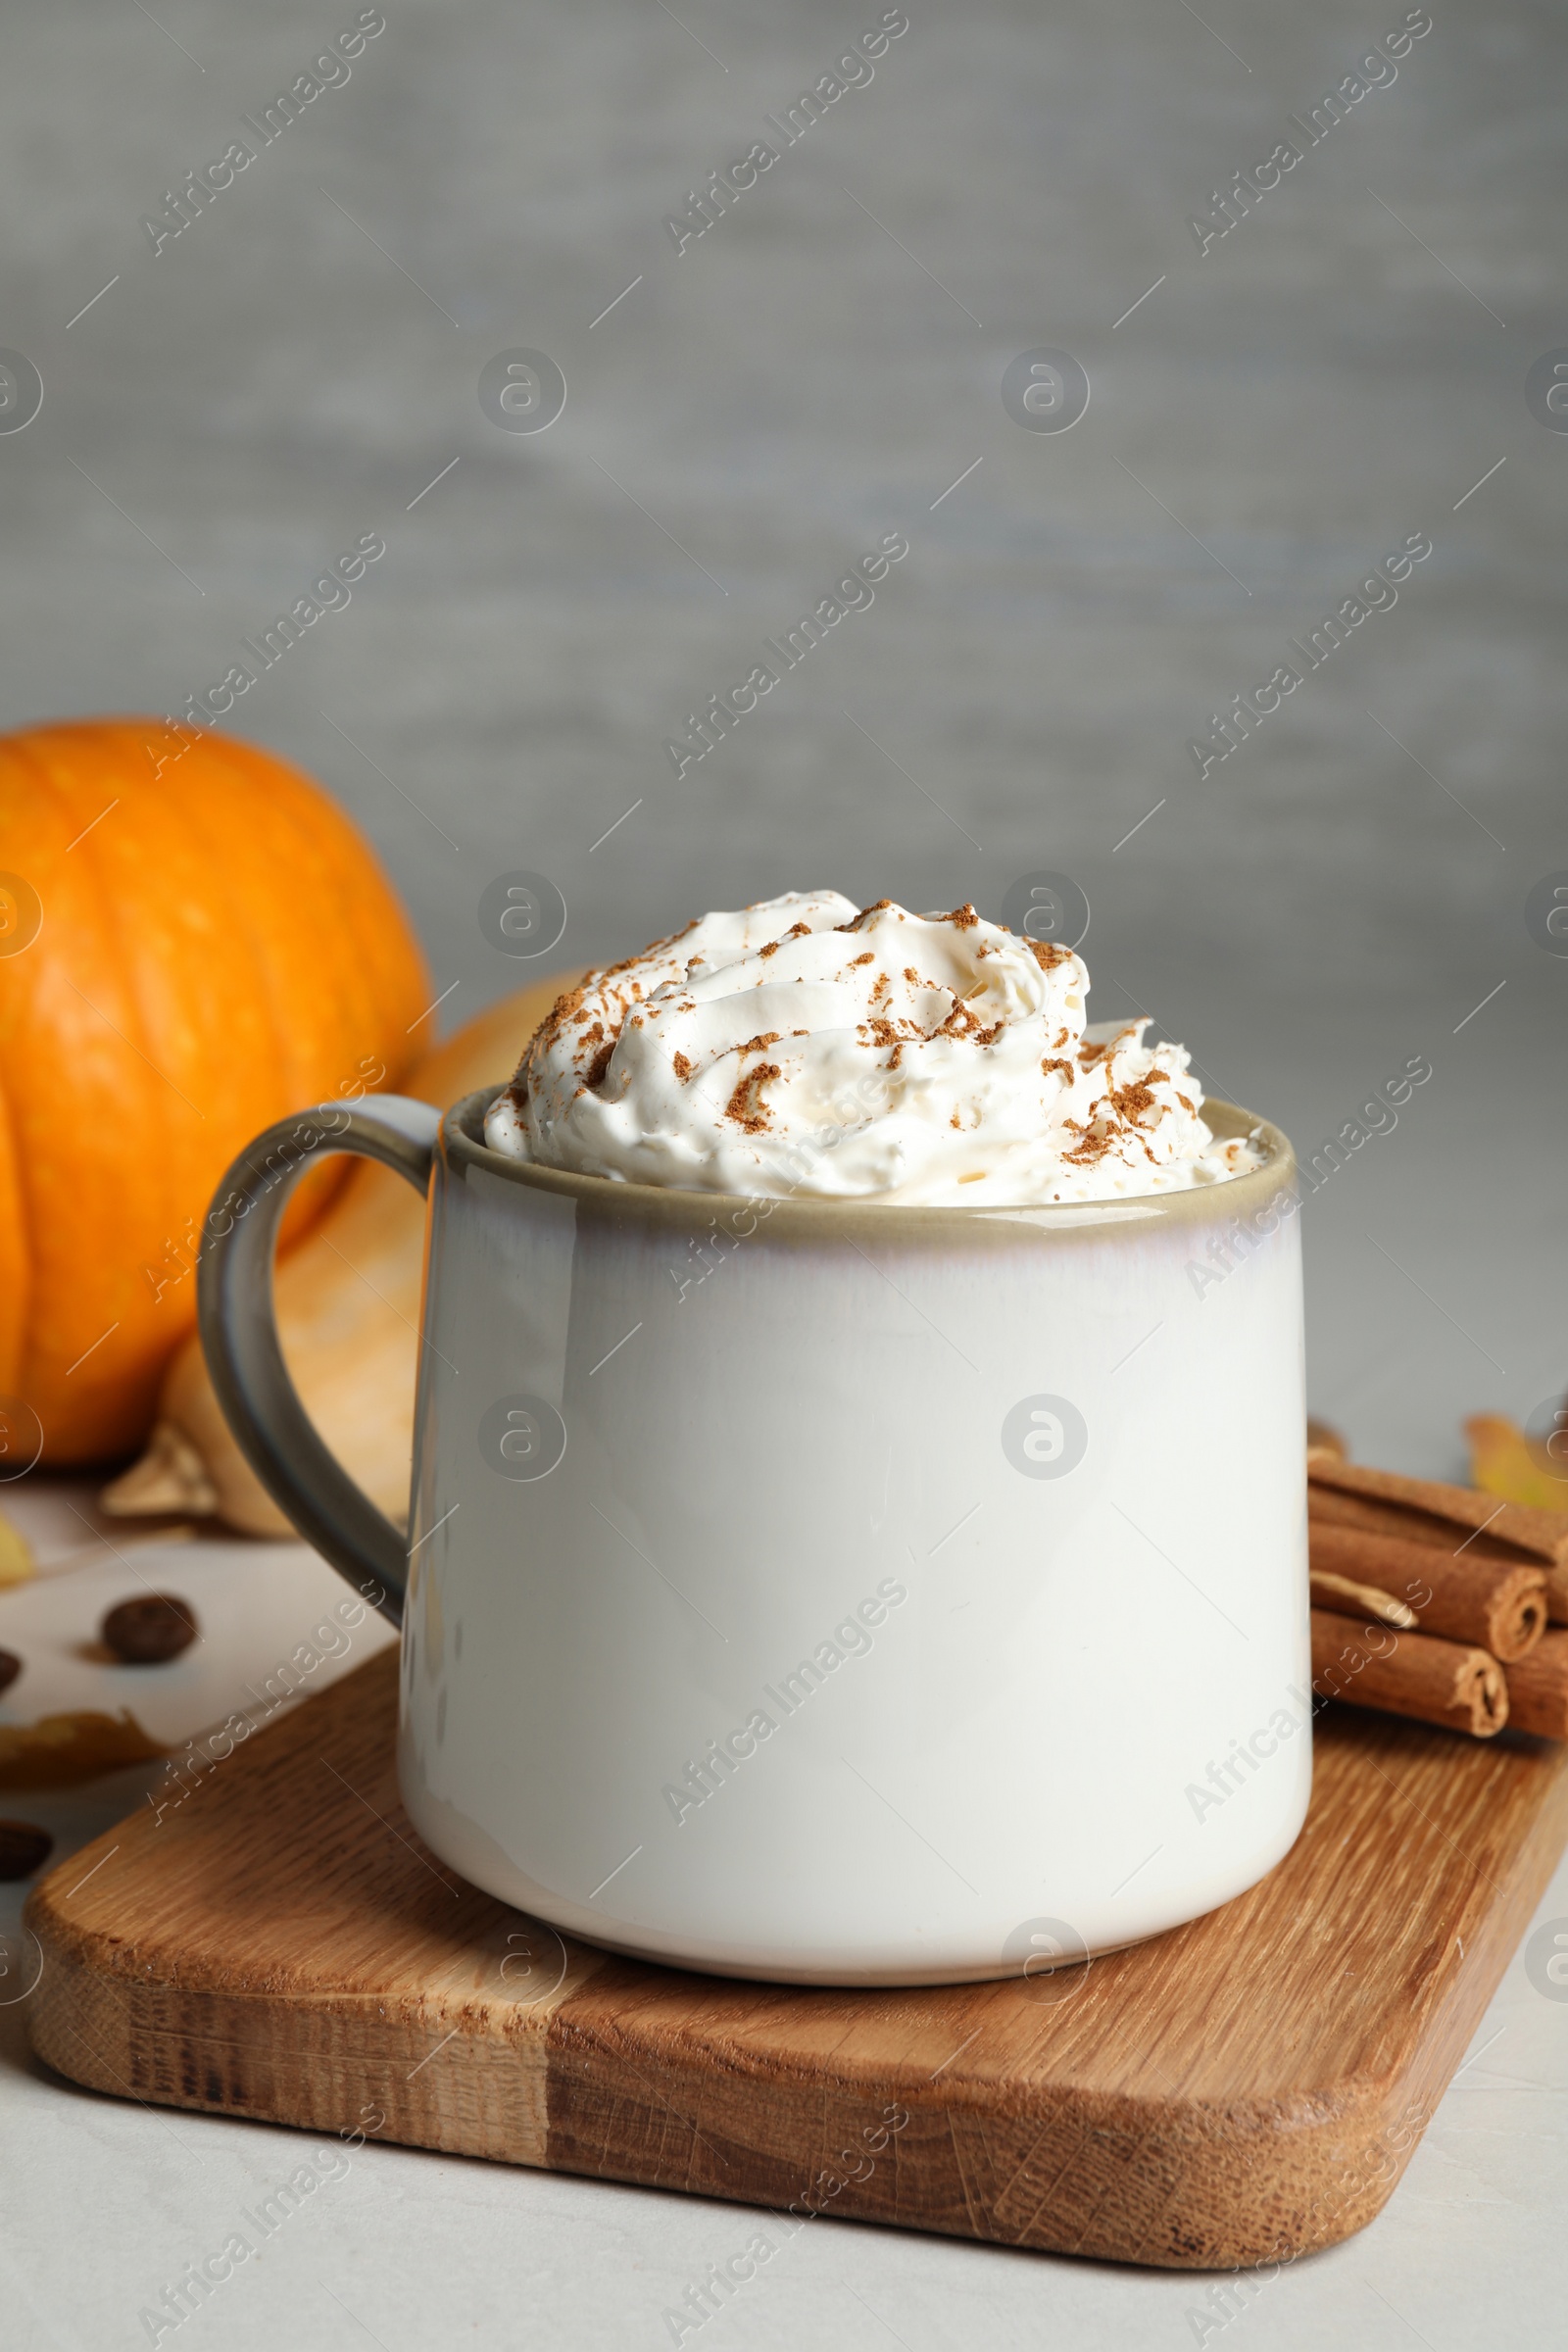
(26, 1646), (1568, 2270)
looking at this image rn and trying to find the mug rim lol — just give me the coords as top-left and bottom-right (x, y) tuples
(439, 1085), (1298, 1238)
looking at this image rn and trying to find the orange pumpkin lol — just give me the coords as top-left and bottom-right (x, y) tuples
(0, 719), (431, 1464)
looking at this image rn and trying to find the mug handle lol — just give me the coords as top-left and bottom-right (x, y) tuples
(196, 1096), (443, 1628)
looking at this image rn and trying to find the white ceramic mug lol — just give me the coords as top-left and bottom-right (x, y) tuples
(202, 1085), (1309, 1985)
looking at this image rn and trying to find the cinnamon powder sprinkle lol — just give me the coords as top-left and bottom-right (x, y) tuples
(1061, 1124), (1111, 1168)
(672, 1052), (694, 1082)
(1110, 1079), (1158, 1126)
(724, 1062), (781, 1133)
(936, 1001), (981, 1039)
(837, 900), (894, 933)
(533, 982), (588, 1054)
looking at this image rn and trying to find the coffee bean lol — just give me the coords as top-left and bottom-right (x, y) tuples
(0, 1820), (52, 1880)
(0, 1646), (21, 1694)
(101, 1593), (198, 1664)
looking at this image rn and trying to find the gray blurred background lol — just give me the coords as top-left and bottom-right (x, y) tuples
(3, 0), (1563, 1474)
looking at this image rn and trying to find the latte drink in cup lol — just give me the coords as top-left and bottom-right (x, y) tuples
(203, 893), (1308, 1985)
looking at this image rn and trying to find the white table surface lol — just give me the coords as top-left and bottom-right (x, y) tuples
(1, 1477), (1563, 2352)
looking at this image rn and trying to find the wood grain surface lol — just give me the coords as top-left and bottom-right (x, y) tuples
(25, 1645), (1568, 2270)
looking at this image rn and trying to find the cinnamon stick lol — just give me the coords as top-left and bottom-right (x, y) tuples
(1310, 1609), (1508, 1738)
(1305, 1416), (1348, 1464)
(1502, 1630), (1568, 1740)
(1308, 1523), (1548, 1663)
(1308, 1458), (1568, 1625)
(1308, 1569), (1416, 1629)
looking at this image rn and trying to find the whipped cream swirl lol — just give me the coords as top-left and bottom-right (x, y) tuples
(483, 892), (1261, 1204)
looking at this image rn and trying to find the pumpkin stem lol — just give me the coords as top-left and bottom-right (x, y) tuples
(100, 1421), (220, 1520)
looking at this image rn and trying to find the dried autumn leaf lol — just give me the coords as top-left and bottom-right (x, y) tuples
(1465, 1412), (1568, 1514)
(0, 1710), (168, 1790)
(0, 1510), (33, 1590)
